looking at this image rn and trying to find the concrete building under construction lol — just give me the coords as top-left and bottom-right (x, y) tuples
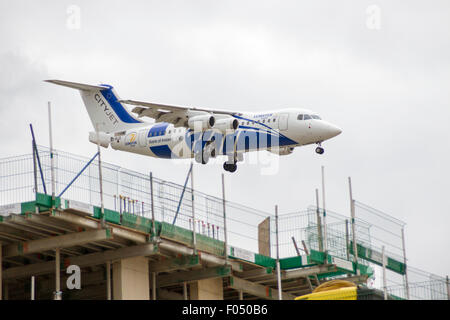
(0, 146), (448, 300)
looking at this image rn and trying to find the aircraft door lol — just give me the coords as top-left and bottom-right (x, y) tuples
(138, 129), (148, 147)
(279, 113), (289, 131)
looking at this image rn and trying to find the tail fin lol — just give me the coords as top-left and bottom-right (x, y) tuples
(45, 80), (148, 133)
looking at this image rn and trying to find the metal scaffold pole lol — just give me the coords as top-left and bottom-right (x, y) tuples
(382, 246), (387, 300)
(29, 124), (47, 195)
(152, 272), (157, 300)
(401, 227), (410, 299)
(32, 140), (38, 198)
(321, 166), (328, 261)
(183, 282), (188, 300)
(348, 177), (359, 275)
(190, 162), (197, 253)
(150, 172), (156, 237)
(95, 124), (105, 228)
(315, 188), (323, 252)
(48, 102), (56, 205)
(275, 205), (282, 300)
(222, 173), (228, 262)
(446, 276), (450, 300)
(106, 261), (111, 300)
(31, 276), (35, 300)
(345, 219), (350, 260)
(54, 248), (61, 300)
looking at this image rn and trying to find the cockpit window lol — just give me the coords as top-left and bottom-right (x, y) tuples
(303, 114), (312, 120)
(311, 115), (321, 120)
(297, 114), (303, 120)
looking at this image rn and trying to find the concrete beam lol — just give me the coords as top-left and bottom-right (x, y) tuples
(2, 229), (113, 258)
(281, 264), (336, 280)
(158, 266), (231, 287)
(23, 213), (79, 233)
(238, 267), (274, 280)
(159, 240), (243, 272)
(158, 288), (184, 300)
(149, 255), (200, 273)
(2, 243), (158, 280)
(0, 224), (38, 241)
(51, 210), (147, 243)
(225, 276), (295, 300)
(343, 274), (368, 285)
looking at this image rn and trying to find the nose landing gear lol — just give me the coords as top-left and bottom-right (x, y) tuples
(315, 143), (325, 155)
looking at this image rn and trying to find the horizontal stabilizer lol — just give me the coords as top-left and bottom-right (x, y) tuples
(44, 80), (108, 91)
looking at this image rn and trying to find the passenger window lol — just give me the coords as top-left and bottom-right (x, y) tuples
(168, 130), (171, 134)
(297, 114), (303, 120)
(267, 119), (270, 123)
(262, 119), (265, 123)
(303, 114), (311, 120)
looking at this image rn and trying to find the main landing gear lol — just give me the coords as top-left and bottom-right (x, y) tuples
(223, 162), (237, 173)
(223, 153), (241, 173)
(315, 143), (325, 155)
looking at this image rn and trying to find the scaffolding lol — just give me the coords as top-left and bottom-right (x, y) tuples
(0, 146), (448, 300)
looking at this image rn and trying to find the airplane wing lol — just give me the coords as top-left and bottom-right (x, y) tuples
(119, 99), (241, 127)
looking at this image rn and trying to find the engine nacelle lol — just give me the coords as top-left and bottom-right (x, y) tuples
(89, 131), (111, 148)
(268, 146), (294, 156)
(214, 118), (239, 133)
(188, 114), (215, 131)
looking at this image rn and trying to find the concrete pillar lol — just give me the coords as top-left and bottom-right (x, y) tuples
(190, 278), (223, 300)
(258, 217), (271, 257)
(113, 256), (149, 300)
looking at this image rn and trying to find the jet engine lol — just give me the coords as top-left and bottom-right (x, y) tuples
(188, 114), (215, 131)
(214, 118), (239, 133)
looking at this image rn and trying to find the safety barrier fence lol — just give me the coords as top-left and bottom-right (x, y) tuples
(0, 146), (270, 255)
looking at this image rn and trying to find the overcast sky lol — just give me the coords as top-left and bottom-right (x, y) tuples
(0, 1), (449, 277)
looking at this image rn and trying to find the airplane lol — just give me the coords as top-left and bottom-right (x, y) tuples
(45, 80), (342, 173)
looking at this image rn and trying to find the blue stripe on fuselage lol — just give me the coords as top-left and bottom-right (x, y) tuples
(147, 123), (177, 158)
(148, 122), (169, 137)
(150, 145), (177, 159)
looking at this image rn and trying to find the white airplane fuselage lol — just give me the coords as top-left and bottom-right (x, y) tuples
(107, 108), (342, 161)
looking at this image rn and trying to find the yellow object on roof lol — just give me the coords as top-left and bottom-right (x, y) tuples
(295, 280), (358, 300)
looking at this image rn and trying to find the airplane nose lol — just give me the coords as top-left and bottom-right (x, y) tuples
(327, 124), (342, 138)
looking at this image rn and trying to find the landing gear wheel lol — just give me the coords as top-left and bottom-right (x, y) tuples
(223, 162), (237, 173)
(315, 146), (325, 155)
